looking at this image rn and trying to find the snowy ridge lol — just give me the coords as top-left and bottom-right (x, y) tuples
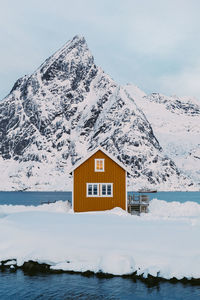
(0, 199), (200, 279)
(125, 84), (200, 188)
(0, 35), (198, 191)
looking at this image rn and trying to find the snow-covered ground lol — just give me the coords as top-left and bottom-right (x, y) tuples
(0, 199), (200, 280)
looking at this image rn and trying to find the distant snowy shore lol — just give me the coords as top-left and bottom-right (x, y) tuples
(0, 199), (200, 281)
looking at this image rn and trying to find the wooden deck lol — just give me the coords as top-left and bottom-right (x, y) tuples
(127, 194), (149, 215)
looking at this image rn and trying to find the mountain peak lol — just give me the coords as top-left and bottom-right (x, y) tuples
(56, 35), (88, 54)
(71, 34), (86, 43)
(35, 35), (95, 84)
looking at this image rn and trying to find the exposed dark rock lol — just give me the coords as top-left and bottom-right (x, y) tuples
(1, 259), (199, 285)
(0, 35), (193, 190)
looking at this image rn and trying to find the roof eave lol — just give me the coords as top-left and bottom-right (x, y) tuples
(69, 146), (132, 175)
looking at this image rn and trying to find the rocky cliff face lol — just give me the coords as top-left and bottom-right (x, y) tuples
(0, 35), (196, 191)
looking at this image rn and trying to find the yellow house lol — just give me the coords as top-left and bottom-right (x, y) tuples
(70, 146), (130, 212)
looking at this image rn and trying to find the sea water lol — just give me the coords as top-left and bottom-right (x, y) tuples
(0, 191), (71, 206)
(0, 270), (200, 300)
(0, 191), (199, 206)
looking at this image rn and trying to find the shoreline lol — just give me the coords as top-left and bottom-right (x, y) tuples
(1, 260), (200, 286)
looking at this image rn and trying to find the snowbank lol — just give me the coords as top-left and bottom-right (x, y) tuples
(0, 200), (72, 215)
(149, 198), (200, 218)
(0, 199), (200, 280)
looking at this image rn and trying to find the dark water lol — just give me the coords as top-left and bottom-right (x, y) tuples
(0, 191), (71, 206)
(0, 270), (200, 300)
(0, 191), (199, 206)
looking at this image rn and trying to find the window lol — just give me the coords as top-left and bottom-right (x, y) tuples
(87, 183), (99, 197)
(100, 183), (113, 197)
(86, 183), (113, 197)
(95, 159), (104, 172)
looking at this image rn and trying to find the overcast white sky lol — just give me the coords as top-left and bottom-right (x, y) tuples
(1, 0), (200, 100)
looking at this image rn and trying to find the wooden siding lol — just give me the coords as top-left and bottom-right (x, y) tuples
(73, 150), (126, 212)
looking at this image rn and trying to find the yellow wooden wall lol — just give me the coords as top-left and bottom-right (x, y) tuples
(73, 150), (126, 212)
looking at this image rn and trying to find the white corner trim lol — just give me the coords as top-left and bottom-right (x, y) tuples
(125, 171), (127, 211)
(72, 171), (74, 211)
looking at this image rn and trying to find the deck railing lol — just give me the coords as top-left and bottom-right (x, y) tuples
(127, 194), (149, 215)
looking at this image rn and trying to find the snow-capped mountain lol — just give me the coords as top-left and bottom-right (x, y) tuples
(0, 35), (197, 191)
(125, 84), (200, 187)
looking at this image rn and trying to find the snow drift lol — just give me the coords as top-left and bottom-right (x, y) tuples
(0, 199), (200, 280)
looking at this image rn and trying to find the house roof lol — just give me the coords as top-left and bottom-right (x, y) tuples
(69, 146), (132, 174)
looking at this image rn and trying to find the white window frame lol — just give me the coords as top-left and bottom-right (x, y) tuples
(100, 183), (113, 197)
(86, 183), (113, 197)
(86, 183), (100, 197)
(95, 159), (105, 172)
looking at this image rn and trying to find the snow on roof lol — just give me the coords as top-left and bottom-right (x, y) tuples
(69, 146), (131, 174)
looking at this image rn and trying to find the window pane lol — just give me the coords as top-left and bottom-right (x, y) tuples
(88, 185), (92, 195)
(96, 160), (100, 170)
(102, 184), (106, 195)
(99, 160), (103, 170)
(107, 184), (111, 195)
(93, 184), (98, 195)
